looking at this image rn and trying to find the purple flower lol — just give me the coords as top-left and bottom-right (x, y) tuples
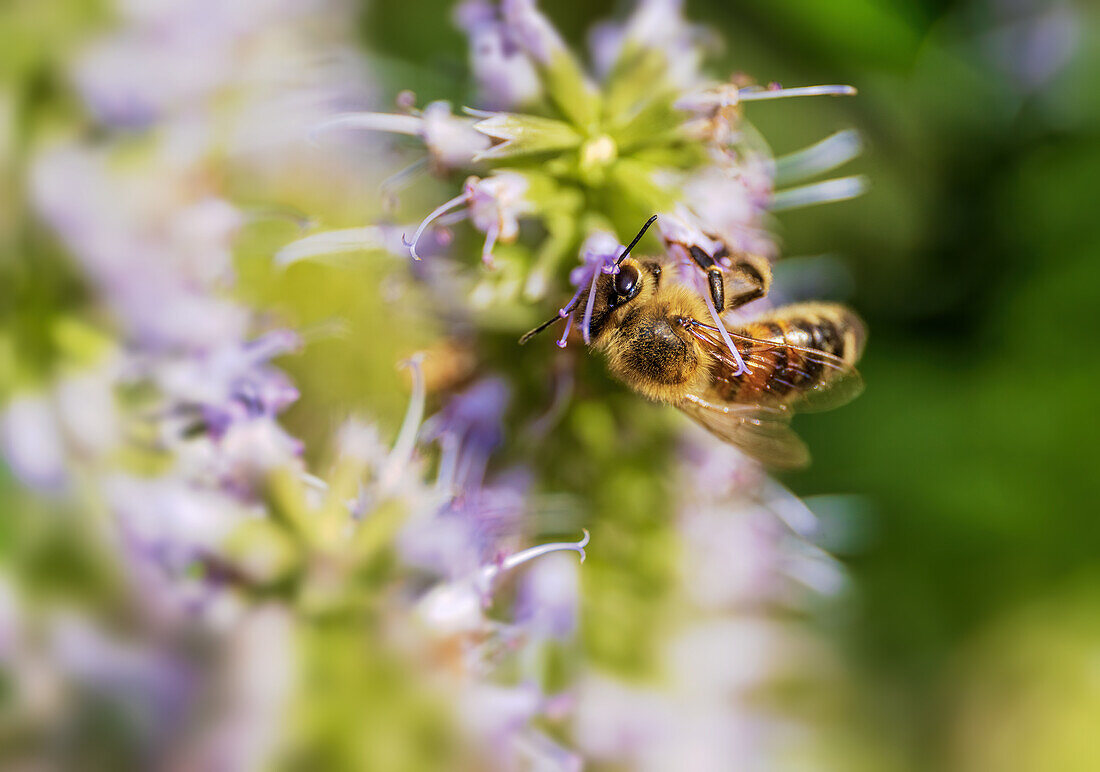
(500, 0), (571, 66)
(589, 0), (713, 89)
(678, 431), (846, 605)
(135, 330), (300, 450)
(30, 146), (251, 353)
(0, 394), (69, 492)
(421, 377), (512, 494)
(0, 362), (121, 492)
(175, 605), (295, 771)
(404, 172), (533, 264)
(455, 0), (542, 110)
(72, 0), (340, 129)
(107, 475), (246, 575)
(400, 376), (520, 579)
(415, 529), (589, 635)
(681, 154), (776, 258)
(552, 230), (622, 349)
(515, 550), (580, 640)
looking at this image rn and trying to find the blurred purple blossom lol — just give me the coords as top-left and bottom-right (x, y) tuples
(500, 0), (572, 67)
(456, 0), (542, 110)
(588, 0), (714, 88)
(982, 0), (1079, 93)
(422, 377), (511, 494)
(0, 394), (69, 492)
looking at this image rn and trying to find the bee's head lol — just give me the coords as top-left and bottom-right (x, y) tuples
(581, 256), (663, 341)
(519, 215), (660, 347)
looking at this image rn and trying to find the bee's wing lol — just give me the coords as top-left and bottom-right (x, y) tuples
(677, 393), (810, 469)
(683, 322), (864, 414)
(732, 329), (864, 413)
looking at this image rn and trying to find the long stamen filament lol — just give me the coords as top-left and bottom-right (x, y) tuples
(477, 530), (591, 589)
(403, 192), (468, 260)
(379, 353), (426, 491)
(556, 312), (574, 348)
(774, 130), (862, 186)
(244, 330), (300, 364)
(739, 85), (857, 101)
(770, 176), (867, 212)
(560, 285), (586, 318)
(702, 286), (749, 375)
(380, 158), (429, 208)
(481, 221), (500, 267)
(580, 261), (604, 344)
(435, 432), (460, 493)
(308, 111), (424, 145)
(275, 226), (387, 267)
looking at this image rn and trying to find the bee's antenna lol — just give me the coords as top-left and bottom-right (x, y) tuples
(615, 214), (658, 266)
(519, 215), (657, 345)
(518, 296), (582, 345)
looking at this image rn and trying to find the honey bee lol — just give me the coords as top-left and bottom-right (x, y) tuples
(520, 216), (866, 468)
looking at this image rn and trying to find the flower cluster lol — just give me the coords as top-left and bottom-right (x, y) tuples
(298, 0), (864, 321)
(3, 1), (601, 764)
(2, 0), (865, 769)
(282, 2), (865, 767)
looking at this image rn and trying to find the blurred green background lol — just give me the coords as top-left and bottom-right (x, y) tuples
(366, 0), (1100, 767)
(4, 0), (1100, 769)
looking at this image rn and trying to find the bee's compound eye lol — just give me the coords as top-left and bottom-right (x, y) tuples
(614, 264), (640, 298)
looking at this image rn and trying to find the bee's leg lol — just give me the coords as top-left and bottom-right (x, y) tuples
(688, 246), (726, 312)
(722, 252), (772, 311)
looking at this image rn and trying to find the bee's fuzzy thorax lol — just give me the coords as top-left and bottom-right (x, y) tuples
(591, 269), (713, 404)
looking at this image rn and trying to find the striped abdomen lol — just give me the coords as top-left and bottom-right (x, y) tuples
(715, 302), (866, 406)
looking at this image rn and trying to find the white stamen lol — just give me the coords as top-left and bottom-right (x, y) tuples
(481, 221), (500, 267)
(435, 432), (460, 494)
(702, 286), (748, 375)
(245, 330), (300, 364)
(783, 541), (847, 596)
(477, 530), (590, 590)
(739, 85), (857, 102)
(378, 353), (426, 491)
(275, 227), (387, 267)
(769, 175), (868, 211)
(380, 158), (429, 208)
(308, 111), (423, 145)
(433, 209), (469, 228)
(404, 191), (469, 260)
(762, 478), (819, 538)
(774, 130), (862, 186)
(416, 531), (591, 635)
(300, 472), (329, 492)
